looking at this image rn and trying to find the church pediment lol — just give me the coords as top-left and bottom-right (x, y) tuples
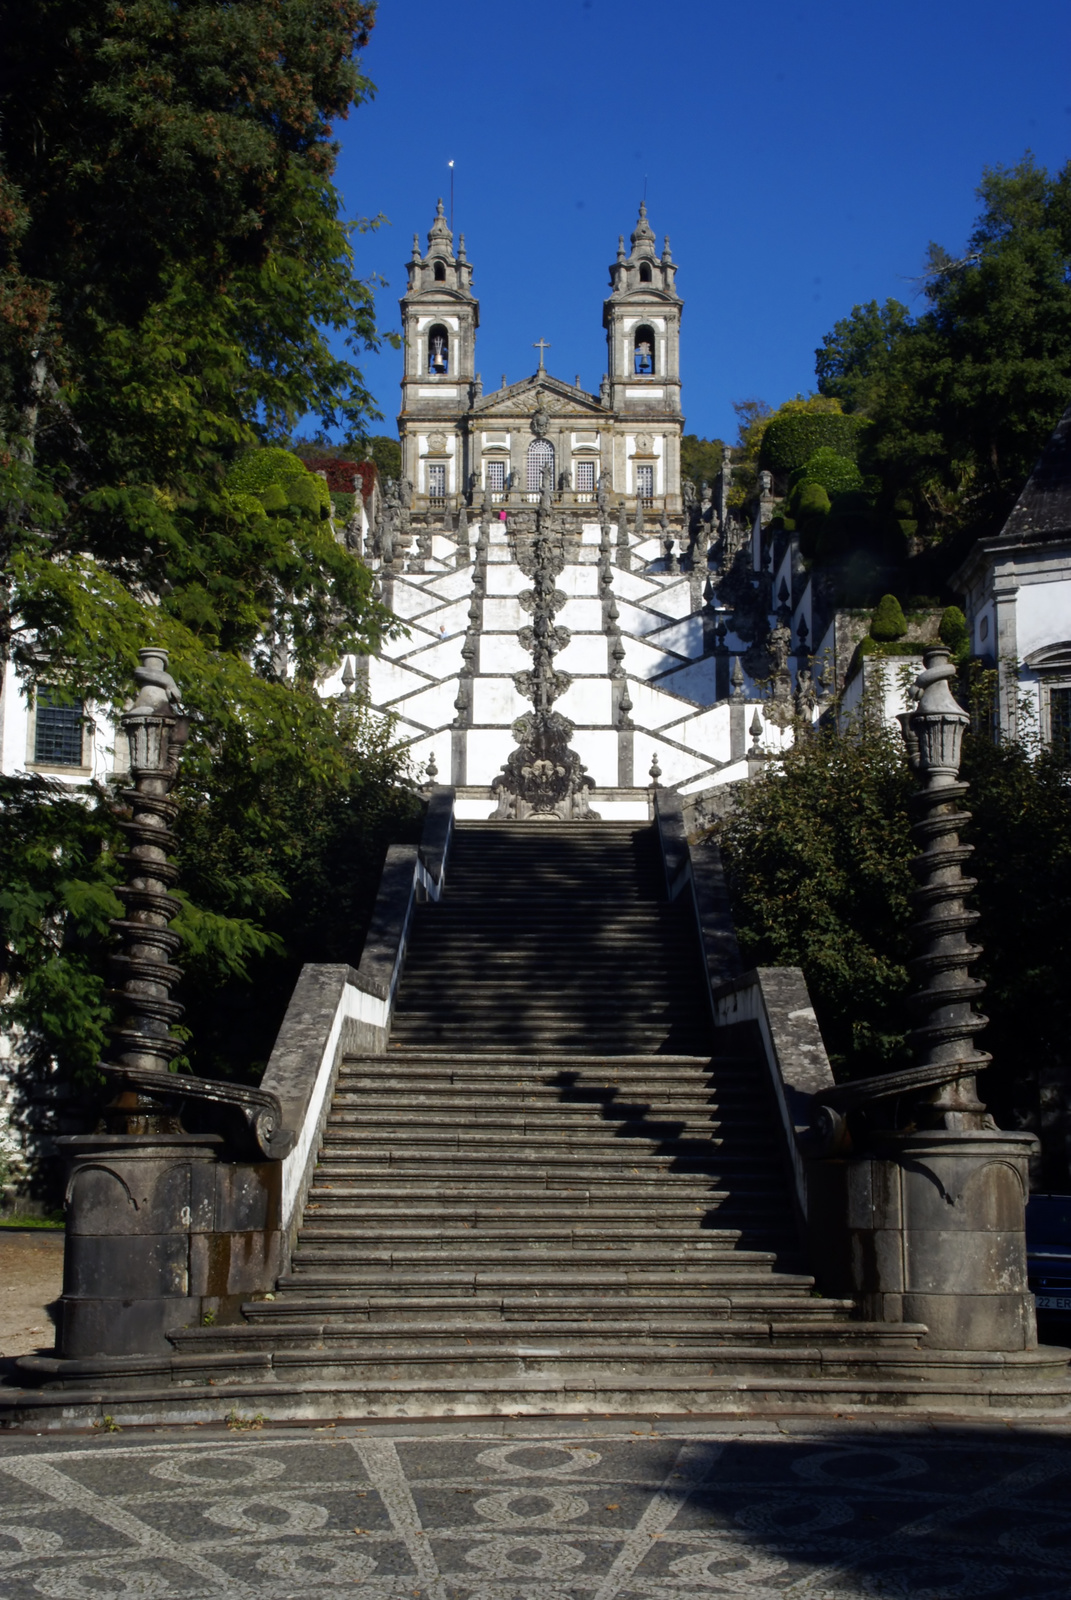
(473, 375), (607, 419)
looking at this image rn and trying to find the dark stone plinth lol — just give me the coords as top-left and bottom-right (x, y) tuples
(847, 1130), (1038, 1351)
(57, 1132), (283, 1359)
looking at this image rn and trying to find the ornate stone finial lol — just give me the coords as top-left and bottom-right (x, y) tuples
(425, 751), (439, 786)
(618, 683), (633, 729)
(898, 647), (991, 1130)
(617, 235), (626, 262)
(411, 232), (421, 261)
(108, 649), (190, 1076)
(731, 656), (745, 701)
(435, 196), (445, 217)
(631, 202), (655, 253)
(749, 710), (764, 748)
(648, 752), (662, 788)
(662, 236), (673, 264)
(797, 615), (810, 650)
(339, 655), (355, 704)
(610, 636), (626, 679)
(457, 233), (467, 262)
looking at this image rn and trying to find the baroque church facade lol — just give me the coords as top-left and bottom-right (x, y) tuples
(352, 201), (809, 824)
(398, 199), (685, 523)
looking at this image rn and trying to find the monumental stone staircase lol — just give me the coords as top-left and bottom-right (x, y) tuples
(150, 819), (1067, 1417)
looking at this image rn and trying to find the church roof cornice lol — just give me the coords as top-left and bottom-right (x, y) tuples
(472, 372), (607, 416)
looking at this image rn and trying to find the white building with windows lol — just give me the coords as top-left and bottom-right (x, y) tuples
(0, 668), (119, 788)
(951, 402), (1071, 754)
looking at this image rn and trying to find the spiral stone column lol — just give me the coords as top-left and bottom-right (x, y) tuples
(899, 647), (992, 1128)
(108, 647), (190, 1080)
(851, 646), (1039, 1349)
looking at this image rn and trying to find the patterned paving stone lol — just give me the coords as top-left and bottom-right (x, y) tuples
(1, 1420), (1070, 1598)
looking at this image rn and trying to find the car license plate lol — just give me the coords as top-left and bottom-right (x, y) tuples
(1035, 1294), (1071, 1310)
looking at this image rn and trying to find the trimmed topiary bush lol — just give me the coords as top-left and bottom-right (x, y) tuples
(791, 446), (864, 497)
(870, 593), (908, 641)
(760, 411), (866, 474)
(226, 448), (330, 519)
(790, 481), (832, 520)
(939, 605), (970, 664)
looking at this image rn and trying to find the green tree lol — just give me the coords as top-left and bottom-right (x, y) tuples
(0, 3), (418, 1125)
(816, 156), (1071, 549)
(368, 435), (402, 481)
(815, 299), (912, 416)
(1, 0), (395, 701)
(680, 434), (724, 490)
(961, 738), (1071, 1185)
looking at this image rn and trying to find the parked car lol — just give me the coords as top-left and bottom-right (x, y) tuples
(1026, 1193), (1071, 1340)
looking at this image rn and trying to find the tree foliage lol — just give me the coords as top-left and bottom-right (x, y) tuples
(0, 0), (396, 704)
(0, 3), (421, 1131)
(717, 712), (1071, 1181)
(717, 713), (916, 1076)
(816, 156), (1071, 548)
(680, 434), (724, 490)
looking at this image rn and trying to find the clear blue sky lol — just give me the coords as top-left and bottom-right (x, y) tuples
(332, 0), (1071, 445)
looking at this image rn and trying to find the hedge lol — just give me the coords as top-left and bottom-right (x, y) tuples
(227, 448), (331, 518)
(760, 412), (867, 474)
(791, 446), (864, 497)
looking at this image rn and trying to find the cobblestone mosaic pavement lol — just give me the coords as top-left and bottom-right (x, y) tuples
(1, 1417), (1070, 1598)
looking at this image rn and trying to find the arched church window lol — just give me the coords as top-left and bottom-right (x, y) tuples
(634, 326), (655, 375)
(639, 262), (652, 284)
(428, 325), (450, 375)
(527, 438), (555, 493)
(433, 261), (446, 282)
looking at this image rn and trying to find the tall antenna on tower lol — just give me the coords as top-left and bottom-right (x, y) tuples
(448, 160), (455, 232)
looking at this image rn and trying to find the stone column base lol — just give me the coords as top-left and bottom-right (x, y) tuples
(847, 1130), (1039, 1352)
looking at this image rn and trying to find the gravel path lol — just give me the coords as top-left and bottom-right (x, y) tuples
(0, 1229), (63, 1360)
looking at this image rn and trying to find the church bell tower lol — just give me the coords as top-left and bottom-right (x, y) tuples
(603, 203), (682, 417)
(399, 199), (479, 502)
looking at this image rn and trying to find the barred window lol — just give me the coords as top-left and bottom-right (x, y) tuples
(35, 691), (84, 766)
(485, 460), (505, 494)
(636, 463), (654, 502)
(575, 460), (596, 494)
(427, 463), (446, 501)
(527, 438), (555, 493)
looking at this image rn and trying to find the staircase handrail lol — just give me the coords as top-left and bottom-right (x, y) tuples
(261, 785), (455, 1242)
(97, 1062), (293, 1158)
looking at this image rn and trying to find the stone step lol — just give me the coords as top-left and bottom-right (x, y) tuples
(249, 1293), (860, 1322)
(296, 1221), (776, 1244)
(279, 1266), (816, 1292)
(176, 1317), (920, 1354)
(299, 1205), (785, 1230)
(318, 1130), (780, 1157)
(12, 1360), (1071, 1427)
(290, 1245), (785, 1269)
(308, 1180), (790, 1203)
(313, 1150), (785, 1175)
